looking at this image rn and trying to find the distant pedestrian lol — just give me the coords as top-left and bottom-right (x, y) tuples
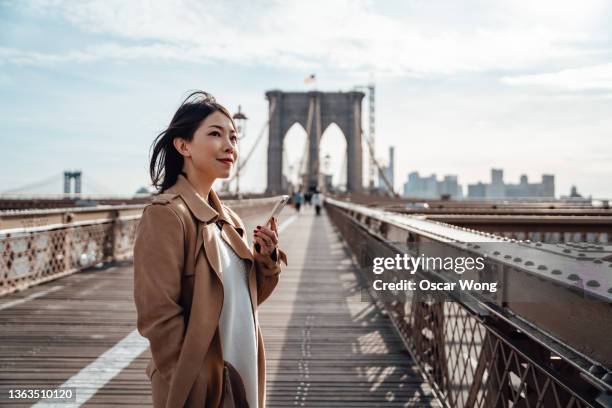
(304, 191), (312, 206)
(294, 191), (303, 213)
(313, 191), (323, 216)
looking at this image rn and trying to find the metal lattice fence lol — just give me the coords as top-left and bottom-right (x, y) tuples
(0, 196), (280, 297)
(325, 202), (604, 408)
(0, 217), (140, 296)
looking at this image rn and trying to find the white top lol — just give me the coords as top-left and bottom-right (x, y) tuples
(213, 223), (258, 408)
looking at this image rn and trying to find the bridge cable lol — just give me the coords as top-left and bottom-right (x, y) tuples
(296, 96), (315, 188)
(1, 172), (64, 194)
(362, 129), (399, 197)
(339, 150), (347, 188)
(82, 176), (114, 195)
(223, 98), (277, 186)
(314, 97), (323, 189)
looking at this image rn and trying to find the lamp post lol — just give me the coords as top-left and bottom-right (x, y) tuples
(232, 105), (248, 199)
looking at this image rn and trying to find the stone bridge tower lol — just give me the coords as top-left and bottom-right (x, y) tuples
(265, 90), (365, 193)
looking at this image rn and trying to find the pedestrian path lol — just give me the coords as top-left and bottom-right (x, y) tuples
(261, 205), (440, 407)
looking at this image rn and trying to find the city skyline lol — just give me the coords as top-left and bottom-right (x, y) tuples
(403, 168), (570, 200)
(2, 1), (612, 198)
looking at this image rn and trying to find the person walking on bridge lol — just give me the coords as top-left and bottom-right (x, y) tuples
(133, 91), (288, 408)
(312, 190), (323, 216)
(293, 190), (303, 213)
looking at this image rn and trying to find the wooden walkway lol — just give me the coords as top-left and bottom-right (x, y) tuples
(0, 205), (439, 407)
(261, 206), (439, 407)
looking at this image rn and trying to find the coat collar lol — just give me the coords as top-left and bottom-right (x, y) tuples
(165, 173), (244, 236)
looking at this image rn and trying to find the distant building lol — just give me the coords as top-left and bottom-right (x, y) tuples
(467, 182), (486, 198)
(560, 185), (590, 203)
(403, 172), (463, 199)
(438, 175), (462, 198)
(488, 168), (505, 198)
(467, 169), (555, 199)
(378, 146), (395, 193)
(569, 185), (582, 198)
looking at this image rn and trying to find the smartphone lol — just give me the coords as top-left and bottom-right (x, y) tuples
(264, 195), (290, 226)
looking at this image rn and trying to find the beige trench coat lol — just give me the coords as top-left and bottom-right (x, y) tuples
(133, 174), (288, 407)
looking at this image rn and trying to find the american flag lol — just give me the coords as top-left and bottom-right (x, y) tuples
(304, 74), (316, 84)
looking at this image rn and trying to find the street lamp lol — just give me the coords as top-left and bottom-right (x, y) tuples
(232, 105), (248, 199)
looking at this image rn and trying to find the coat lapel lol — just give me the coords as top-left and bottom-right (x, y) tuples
(167, 173), (252, 278)
(220, 222), (253, 261)
(166, 174), (218, 223)
(202, 223), (223, 283)
(205, 181), (258, 318)
(220, 222), (258, 323)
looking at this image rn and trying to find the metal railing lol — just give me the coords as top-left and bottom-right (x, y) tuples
(0, 197), (280, 297)
(325, 198), (611, 408)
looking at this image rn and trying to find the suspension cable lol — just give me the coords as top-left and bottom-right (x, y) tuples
(1, 172), (64, 194)
(296, 97), (315, 186)
(362, 129), (398, 197)
(224, 99), (277, 184)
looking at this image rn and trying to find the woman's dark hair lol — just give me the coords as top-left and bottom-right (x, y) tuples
(149, 90), (235, 193)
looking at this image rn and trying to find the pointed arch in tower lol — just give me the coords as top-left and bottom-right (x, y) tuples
(265, 90), (365, 194)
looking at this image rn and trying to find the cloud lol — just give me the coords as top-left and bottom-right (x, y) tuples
(0, 46), (98, 65)
(3, 0), (610, 77)
(501, 63), (612, 91)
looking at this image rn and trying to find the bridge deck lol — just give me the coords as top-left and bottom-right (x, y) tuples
(0, 206), (439, 407)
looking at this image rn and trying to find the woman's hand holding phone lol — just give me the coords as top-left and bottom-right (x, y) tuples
(253, 217), (279, 261)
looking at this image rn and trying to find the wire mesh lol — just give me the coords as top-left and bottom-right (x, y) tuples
(325, 202), (600, 408)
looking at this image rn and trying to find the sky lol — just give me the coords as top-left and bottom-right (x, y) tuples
(1, 0), (612, 198)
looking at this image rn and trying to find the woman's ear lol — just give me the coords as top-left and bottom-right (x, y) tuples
(173, 137), (191, 158)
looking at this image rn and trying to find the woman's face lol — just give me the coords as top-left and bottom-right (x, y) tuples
(185, 111), (238, 181)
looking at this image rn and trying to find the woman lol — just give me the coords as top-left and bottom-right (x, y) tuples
(133, 91), (287, 408)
